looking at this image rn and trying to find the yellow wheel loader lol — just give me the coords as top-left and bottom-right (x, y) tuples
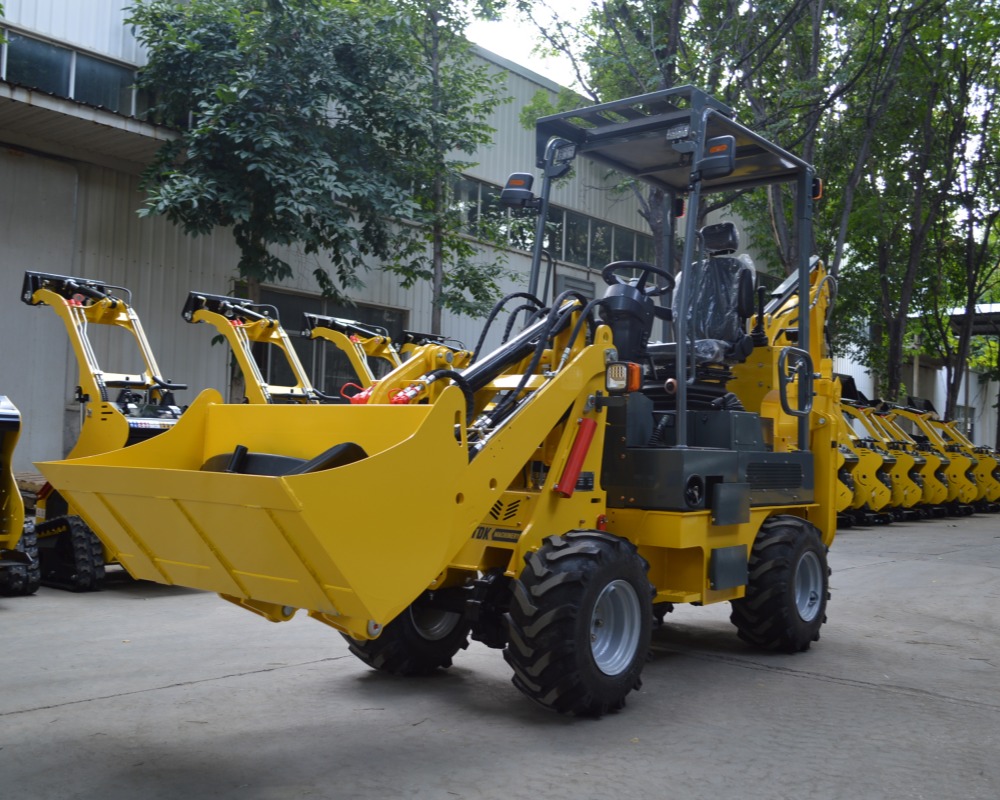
(836, 378), (923, 520)
(914, 400), (1000, 510)
(182, 292), (325, 404)
(885, 403), (977, 515)
(22, 271), (187, 590)
(873, 410), (950, 512)
(301, 313), (403, 394)
(0, 396), (39, 596)
(301, 314), (472, 403)
(38, 87), (841, 716)
(831, 413), (893, 525)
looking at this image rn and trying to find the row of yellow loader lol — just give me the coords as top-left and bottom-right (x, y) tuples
(2, 270), (456, 594)
(832, 376), (999, 526)
(3, 87), (996, 717)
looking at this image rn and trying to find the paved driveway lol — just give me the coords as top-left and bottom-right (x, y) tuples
(2, 516), (998, 799)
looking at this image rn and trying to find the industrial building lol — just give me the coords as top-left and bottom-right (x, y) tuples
(1, 0), (996, 471)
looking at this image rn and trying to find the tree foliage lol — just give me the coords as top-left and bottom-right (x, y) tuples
(507, 0), (1000, 420)
(386, 1), (512, 330)
(130, 0), (509, 324)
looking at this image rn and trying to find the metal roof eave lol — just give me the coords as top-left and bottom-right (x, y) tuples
(948, 304), (1000, 337)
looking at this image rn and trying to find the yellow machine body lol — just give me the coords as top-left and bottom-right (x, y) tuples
(841, 428), (892, 513)
(22, 274), (186, 585)
(842, 405), (921, 510)
(36, 87), (845, 714)
(42, 284), (840, 635)
(183, 293), (319, 405)
(889, 408), (977, 505)
(931, 420), (1000, 504)
(0, 396), (25, 555)
(874, 412), (949, 507)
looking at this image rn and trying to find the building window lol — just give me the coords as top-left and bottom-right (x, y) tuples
(565, 211), (589, 266)
(443, 175), (650, 270)
(590, 220), (612, 268)
(74, 53), (134, 113)
(542, 206), (564, 258)
(636, 234), (655, 264)
(1, 29), (138, 117)
(452, 177), (480, 230)
(4, 33), (71, 96)
(613, 226), (636, 262)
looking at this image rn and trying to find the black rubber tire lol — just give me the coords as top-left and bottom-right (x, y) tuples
(0, 522), (41, 597)
(730, 515), (830, 653)
(343, 603), (470, 676)
(503, 530), (653, 717)
(38, 516), (105, 592)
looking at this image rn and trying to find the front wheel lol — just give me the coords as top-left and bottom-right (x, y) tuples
(0, 523), (40, 597)
(504, 530), (652, 717)
(343, 600), (470, 676)
(730, 515), (830, 652)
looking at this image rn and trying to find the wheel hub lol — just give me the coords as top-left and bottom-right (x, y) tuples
(590, 579), (642, 676)
(410, 606), (461, 641)
(794, 550), (824, 622)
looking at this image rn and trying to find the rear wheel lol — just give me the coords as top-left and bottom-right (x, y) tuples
(504, 530), (652, 717)
(730, 515), (830, 652)
(343, 600), (470, 676)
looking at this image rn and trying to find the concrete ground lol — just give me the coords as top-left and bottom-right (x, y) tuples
(2, 515), (998, 800)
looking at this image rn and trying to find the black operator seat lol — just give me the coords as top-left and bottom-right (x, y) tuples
(652, 221), (757, 366)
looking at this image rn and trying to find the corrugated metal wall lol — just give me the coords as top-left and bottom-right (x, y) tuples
(469, 60), (647, 228)
(1, 146), (235, 470)
(3, 0), (143, 62)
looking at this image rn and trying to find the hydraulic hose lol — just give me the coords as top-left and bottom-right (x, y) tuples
(471, 292), (544, 362)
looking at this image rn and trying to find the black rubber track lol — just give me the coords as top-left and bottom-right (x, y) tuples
(503, 530), (653, 717)
(729, 514), (830, 653)
(0, 523), (41, 597)
(343, 606), (470, 676)
(38, 515), (105, 592)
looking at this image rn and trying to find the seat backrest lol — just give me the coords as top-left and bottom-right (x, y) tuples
(671, 222), (756, 362)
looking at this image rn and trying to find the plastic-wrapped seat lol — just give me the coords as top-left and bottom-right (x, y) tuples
(649, 221), (756, 366)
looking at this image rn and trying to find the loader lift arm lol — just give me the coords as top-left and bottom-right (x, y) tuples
(182, 291), (325, 405)
(22, 270), (188, 590)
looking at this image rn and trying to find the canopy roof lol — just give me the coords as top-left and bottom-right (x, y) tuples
(535, 85), (811, 195)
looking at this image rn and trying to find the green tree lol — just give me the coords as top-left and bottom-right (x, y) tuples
(388, 0), (512, 332)
(509, 0), (1000, 411)
(509, 1), (897, 276)
(130, 0), (508, 323)
(833, 0), (1000, 402)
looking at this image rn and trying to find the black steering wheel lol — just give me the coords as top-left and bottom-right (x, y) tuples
(601, 261), (675, 297)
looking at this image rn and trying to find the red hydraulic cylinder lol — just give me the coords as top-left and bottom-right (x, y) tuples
(553, 417), (597, 498)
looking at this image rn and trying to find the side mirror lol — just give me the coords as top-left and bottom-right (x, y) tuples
(499, 173), (537, 208)
(695, 135), (736, 181)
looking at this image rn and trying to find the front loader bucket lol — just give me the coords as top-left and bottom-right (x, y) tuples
(1, 396), (25, 552)
(37, 388), (476, 637)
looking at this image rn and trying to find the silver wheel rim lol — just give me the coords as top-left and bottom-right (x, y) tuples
(409, 607), (461, 642)
(591, 579), (642, 676)
(794, 550), (824, 622)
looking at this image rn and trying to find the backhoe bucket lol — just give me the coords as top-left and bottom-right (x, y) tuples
(37, 388), (475, 638)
